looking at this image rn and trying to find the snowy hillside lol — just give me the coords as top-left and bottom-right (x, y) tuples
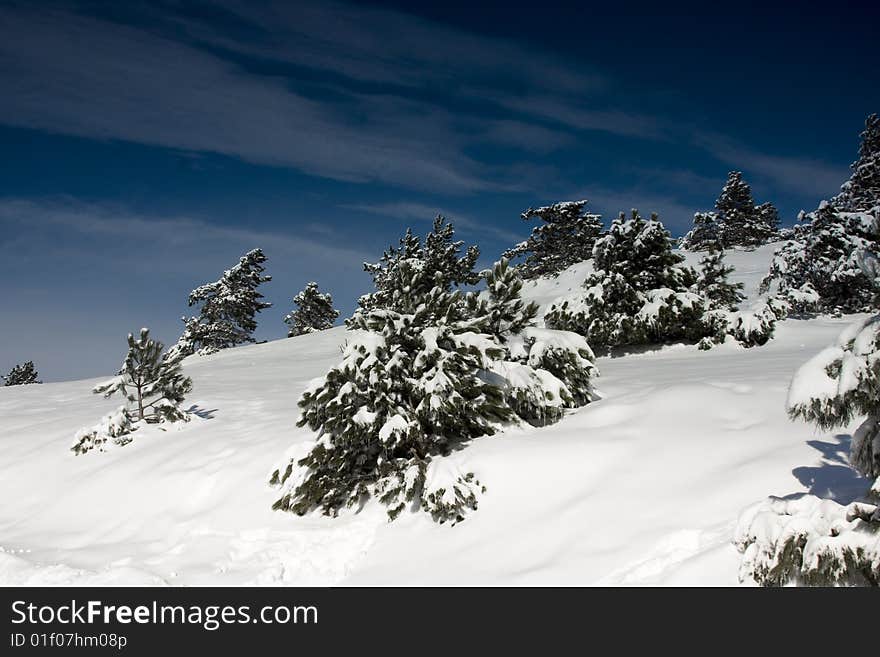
(0, 244), (871, 585)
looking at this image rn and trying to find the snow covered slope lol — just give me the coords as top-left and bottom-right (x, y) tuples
(0, 244), (871, 585)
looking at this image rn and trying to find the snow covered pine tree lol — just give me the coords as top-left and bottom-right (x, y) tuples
(546, 209), (777, 350)
(72, 328), (193, 455)
(679, 211), (720, 251)
(503, 200), (603, 279)
(761, 115), (880, 314)
(832, 113), (880, 212)
(2, 360), (42, 385)
(682, 172), (779, 250)
(170, 248), (272, 357)
(271, 220), (597, 524)
(284, 282), (340, 337)
(735, 255), (880, 585)
(545, 210), (714, 349)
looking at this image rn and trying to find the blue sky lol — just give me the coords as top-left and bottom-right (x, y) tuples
(1, 0), (878, 381)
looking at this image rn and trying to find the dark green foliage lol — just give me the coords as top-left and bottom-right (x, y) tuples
(679, 211), (720, 251)
(2, 360), (41, 386)
(172, 248), (272, 357)
(761, 202), (880, 314)
(94, 328), (192, 423)
(272, 225), (597, 524)
(285, 282), (340, 337)
(356, 215), (479, 315)
(683, 172), (779, 250)
(274, 262), (510, 523)
(761, 115), (880, 314)
(72, 328), (192, 455)
(833, 113), (880, 212)
(476, 257), (539, 339)
(503, 200), (603, 278)
(755, 202), (781, 235)
(546, 210), (713, 349)
(697, 248), (745, 311)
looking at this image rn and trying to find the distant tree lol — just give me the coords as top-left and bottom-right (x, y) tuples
(285, 282), (340, 337)
(755, 201), (781, 236)
(832, 113), (880, 212)
(683, 172), (779, 251)
(503, 200), (603, 278)
(2, 361), (41, 386)
(546, 210), (711, 348)
(679, 211), (720, 251)
(713, 172), (778, 248)
(73, 328), (192, 454)
(170, 249), (272, 357)
(761, 201), (879, 314)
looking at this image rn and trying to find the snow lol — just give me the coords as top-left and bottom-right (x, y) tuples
(0, 244), (870, 585)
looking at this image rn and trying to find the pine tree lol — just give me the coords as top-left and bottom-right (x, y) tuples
(712, 171), (779, 247)
(2, 361), (42, 386)
(761, 115), (880, 314)
(715, 171), (756, 245)
(832, 113), (880, 212)
(697, 247), (745, 311)
(761, 201), (879, 314)
(284, 282), (340, 337)
(503, 200), (603, 278)
(356, 216), (479, 315)
(755, 201), (781, 237)
(679, 211), (720, 251)
(546, 210), (712, 348)
(273, 262), (511, 524)
(171, 248), (272, 357)
(73, 328), (192, 454)
(271, 238), (597, 524)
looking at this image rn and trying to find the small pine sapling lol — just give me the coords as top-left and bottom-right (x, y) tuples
(72, 328), (193, 455)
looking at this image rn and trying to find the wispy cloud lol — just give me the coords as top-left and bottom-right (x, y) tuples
(0, 6), (497, 193)
(0, 1), (673, 196)
(693, 132), (847, 198)
(485, 93), (669, 140)
(341, 201), (525, 245)
(169, 0), (604, 95)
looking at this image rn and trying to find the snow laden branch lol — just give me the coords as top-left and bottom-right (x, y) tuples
(736, 310), (880, 586)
